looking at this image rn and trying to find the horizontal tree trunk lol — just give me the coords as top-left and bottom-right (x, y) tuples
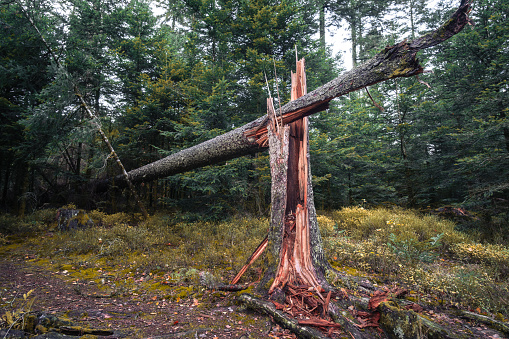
(94, 0), (471, 192)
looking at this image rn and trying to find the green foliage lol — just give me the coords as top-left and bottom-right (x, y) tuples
(0, 208), (57, 235)
(387, 232), (443, 264)
(0, 288), (37, 333)
(330, 206), (467, 246)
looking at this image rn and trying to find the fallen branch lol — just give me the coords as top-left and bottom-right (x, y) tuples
(457, 310), (509, 336)
(94, 0), (472, 191)
(231, 235), (268, 285)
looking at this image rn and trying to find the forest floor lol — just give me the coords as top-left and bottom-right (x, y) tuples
(0, 241), (289, 339)
(1, 208), (509, 338)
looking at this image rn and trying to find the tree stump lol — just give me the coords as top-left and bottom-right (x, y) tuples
(56, 209), (94, 231)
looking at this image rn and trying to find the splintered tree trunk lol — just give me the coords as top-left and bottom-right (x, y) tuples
(265, 60), (330, 297)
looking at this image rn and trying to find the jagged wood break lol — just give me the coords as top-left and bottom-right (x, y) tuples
(267, 59), (328, 297)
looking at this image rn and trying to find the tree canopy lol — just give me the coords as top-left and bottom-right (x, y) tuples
(1, 0), (508, 235)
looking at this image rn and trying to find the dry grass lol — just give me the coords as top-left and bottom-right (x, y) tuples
(1, 206), (508, 317)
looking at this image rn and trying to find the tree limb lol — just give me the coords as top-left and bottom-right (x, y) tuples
(95, 0), (472, 192)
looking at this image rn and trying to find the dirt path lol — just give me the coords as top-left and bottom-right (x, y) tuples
(0, 249), (290, 339)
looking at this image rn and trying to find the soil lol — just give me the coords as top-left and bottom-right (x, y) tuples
(0, 245), (293, 339)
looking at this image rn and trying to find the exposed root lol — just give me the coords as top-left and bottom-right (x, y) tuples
(238, 293), (332, 339)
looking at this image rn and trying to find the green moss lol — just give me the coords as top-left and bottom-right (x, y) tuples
(0, 242), (22, 256)
(263, 278), (274, 291)
(433, 18), (454, 40)
(378, 301), (463, 339)
(235, 284), (254, 297)
(172, 286), (195, 300)
(35, 324), (48, 333)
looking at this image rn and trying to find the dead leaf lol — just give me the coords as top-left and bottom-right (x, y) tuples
(368, 290), (389, 310)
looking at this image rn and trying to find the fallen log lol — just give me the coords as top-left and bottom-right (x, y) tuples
(238, 293), (331, 339)
(94, 0), (472, 192)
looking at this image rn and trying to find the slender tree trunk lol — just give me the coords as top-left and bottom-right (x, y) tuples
(1, 160), (11, 207)
(351, 19), (358, 67)
(319, 2), (326, 49)
(18, 166), (30, 218)
(504, 126), (509, 153)
(410, 0), (416, 39)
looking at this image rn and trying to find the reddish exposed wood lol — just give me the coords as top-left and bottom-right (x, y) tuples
(368, 290), (391, 311)
(355, 311), (381, 328)
(298, 318), (342, 328)
(230, 235), (268, 285)
(269, 59), (323, 298)
(247, 101), (329, 147)
(323, 290), (332, 317)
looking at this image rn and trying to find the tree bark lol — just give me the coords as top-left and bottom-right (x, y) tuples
(264, 59), (330, 297)
(94, 0), (472, 192)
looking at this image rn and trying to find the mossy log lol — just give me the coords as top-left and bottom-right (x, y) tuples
(94, 0), (472, 192)
(457, 310), (509, 336)
(378, 301), (464, 339)
(238, 293), (330, 339)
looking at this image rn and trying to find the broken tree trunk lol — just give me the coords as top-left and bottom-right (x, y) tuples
(94, 0), (472, 193)
(243, 60), (369, 338)
(265, 59), (330, 296)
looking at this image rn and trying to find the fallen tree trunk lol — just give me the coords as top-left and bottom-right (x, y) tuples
(94, 0), (472, 193)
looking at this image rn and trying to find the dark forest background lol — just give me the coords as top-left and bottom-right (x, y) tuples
(1, 0), (508, 228)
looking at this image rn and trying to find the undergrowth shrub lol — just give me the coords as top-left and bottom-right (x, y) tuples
(0, 214), (18, 234)
(324, 206), (509, 315)
(331, 207), (468, 250)
(0, 233), (6, 245)
(402, 265), (509, 314)
(325, 236), (400, 277)
(387, 232), (443, 264)
(0, 210), (54, 235)
(452, 243), (509, 280)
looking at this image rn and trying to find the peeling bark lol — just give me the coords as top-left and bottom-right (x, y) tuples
(94, 0), (472, 192)
(266, 59), (329, 297)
